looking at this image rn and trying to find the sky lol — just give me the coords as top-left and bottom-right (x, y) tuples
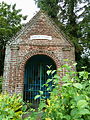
(0, 0), (40, 23)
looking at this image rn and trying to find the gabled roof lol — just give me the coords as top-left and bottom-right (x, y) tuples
(9, 10), (74, 46)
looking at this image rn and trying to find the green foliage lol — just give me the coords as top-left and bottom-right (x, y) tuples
(78, 2), (90, 49)
(0, 93), (27, 120)
(35, 0), (59, 20)
(35, 0), (90, 72)
(30, 64), (90, 120)
(0, 2), (27, 76)
(0, 2), (27, 43)
(77, 57), (90, 72)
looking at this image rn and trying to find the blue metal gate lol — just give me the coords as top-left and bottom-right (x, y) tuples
(23, 55), (56, 108)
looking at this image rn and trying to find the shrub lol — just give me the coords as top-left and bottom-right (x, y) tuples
(31, 64), (90, 120)
(0, 93), (27, 120)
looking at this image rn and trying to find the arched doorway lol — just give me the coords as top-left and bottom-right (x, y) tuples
(23, 55), (56, 108)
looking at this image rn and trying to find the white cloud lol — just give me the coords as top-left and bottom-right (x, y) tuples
(0, 0), (40, 23)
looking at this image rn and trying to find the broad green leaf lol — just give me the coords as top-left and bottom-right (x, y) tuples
(79, 71), (88, 79)
(39, 101), (46, 110)
(34, 95), (41, 100)
(39, 91), (43, 95)
(53, 74), (60, 79)
(57, 67), (62, 71)
(61, 115), (71, 120)
(73, 63), (77, 66)
(46, 79), (52, 83)
(62, 75), (70, 82)
(73, 83), (82, 89)
(46, 65), (52, 69)
(74, 95), (84, 102)
(79, 109), (90, 115)
(47, 70), (52, 75)
(77, 100), (88, 109)
(44, 83), (49, 87)
(62, 64), (71, 70)
(70, 108), (78, 116)
(51, 70), (56, 74)
(81, 66), (87, 69)
(63, 83), (72, 86)
(63, 59), (69, 62)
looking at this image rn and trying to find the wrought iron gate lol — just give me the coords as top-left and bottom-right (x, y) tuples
(23, 55), (56, 108)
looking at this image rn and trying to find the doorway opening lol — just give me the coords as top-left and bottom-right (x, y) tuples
(23, 55), (56, 108)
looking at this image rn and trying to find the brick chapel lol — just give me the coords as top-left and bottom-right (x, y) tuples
(3, 10), (75, 105)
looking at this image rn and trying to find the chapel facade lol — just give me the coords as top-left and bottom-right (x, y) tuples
(3, 11), (75, 104)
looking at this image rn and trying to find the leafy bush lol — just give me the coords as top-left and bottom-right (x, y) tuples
(0, 93), (27, 120)
(30, 63), (90, 120)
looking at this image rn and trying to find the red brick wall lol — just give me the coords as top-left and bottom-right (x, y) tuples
(3, 11), (75, 94)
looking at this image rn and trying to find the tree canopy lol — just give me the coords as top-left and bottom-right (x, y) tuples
(0, 2), (27, 75)
(35, 0), (90, 72)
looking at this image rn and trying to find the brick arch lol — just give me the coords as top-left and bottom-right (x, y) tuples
(20, 50), (60, 70)
(16, 50), (61, 93)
